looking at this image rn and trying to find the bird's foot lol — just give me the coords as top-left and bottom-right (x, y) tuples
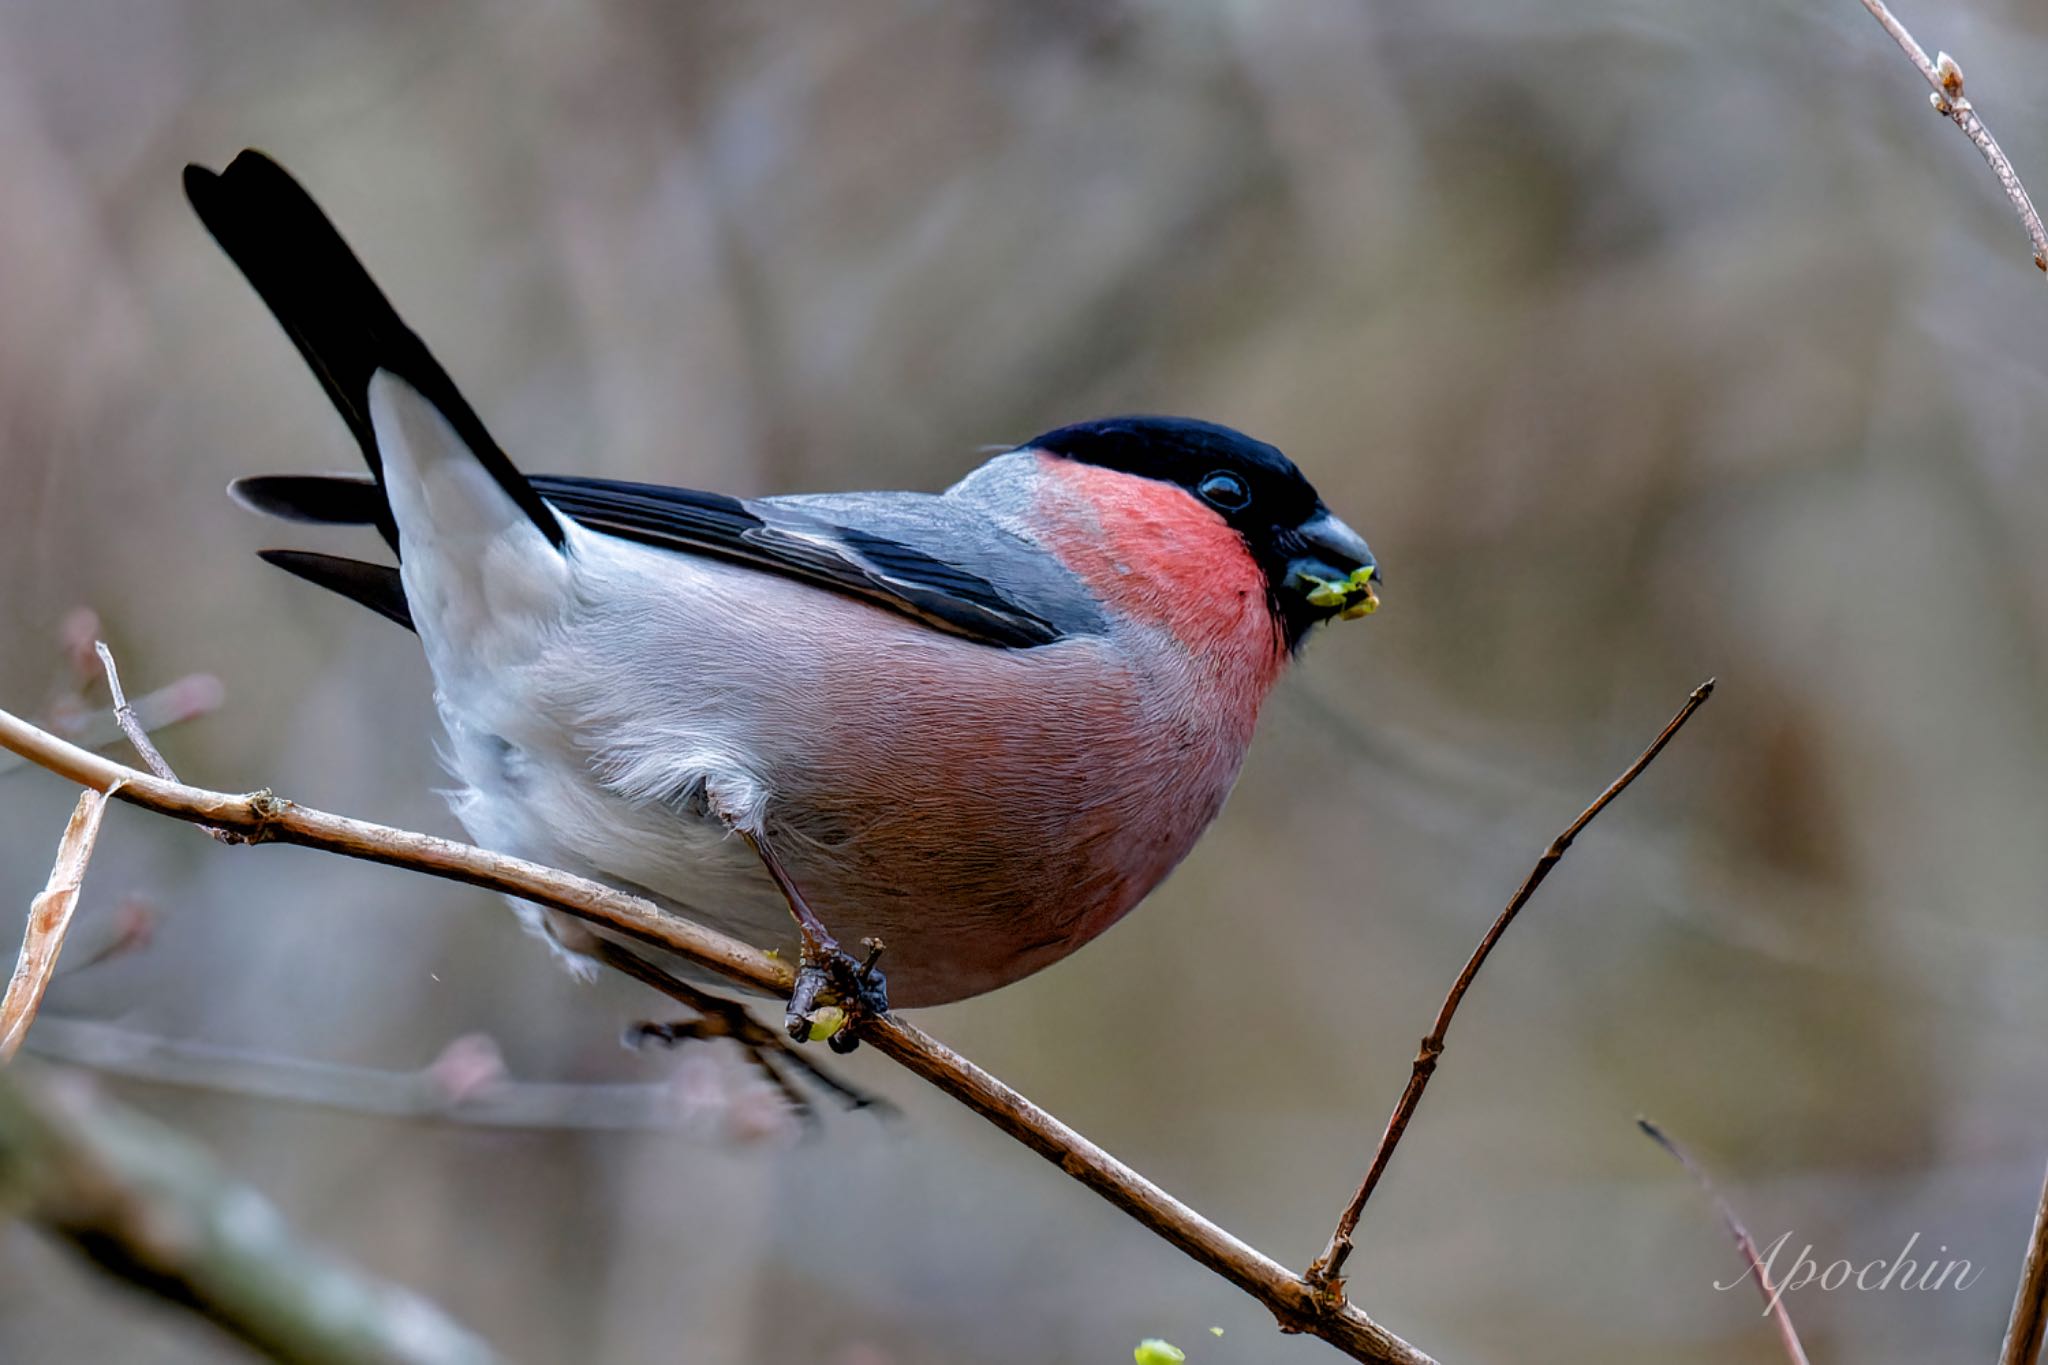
(627, 998), (892, 1124)
(785, 936), (890, 1053)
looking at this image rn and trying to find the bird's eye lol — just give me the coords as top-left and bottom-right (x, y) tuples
(1198, 470), (1251, 511)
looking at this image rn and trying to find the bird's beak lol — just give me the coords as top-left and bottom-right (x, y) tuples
(1284, 511), (1380, 621)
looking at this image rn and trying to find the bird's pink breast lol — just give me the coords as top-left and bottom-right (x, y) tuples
(1025, 453), (1289, 701)
(748, 458), (1290, 1003)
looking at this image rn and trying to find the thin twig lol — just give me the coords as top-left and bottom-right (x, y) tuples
(1639, 1118), (1812, 1365)
(0, 701), (1433, 1365)
(1856, 0), (2048, 273)
(93, 641), (179, 782)
(0, 1062), (501, 1364)
(93, 641), (236, 843)
(2000, 1155), (2048, 1365)
(1304, 680), (1715, 1301)
(0, 787), (119, 1063)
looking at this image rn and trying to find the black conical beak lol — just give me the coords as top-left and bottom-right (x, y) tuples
(1284, 511), (1379, 620)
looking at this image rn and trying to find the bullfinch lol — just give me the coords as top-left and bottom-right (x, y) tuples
(183, 150), (1380, 1047)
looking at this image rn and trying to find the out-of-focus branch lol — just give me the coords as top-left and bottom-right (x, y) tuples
(20, 1017), (715, 1132)
(0, 787), (118, 1062)
(0, 1062), (500, 1365)
(0, 702), (1434, 1365)
(1304, 681), (1715, 1302)
(2000, 1156), (2048, 1365)
(1855, 0), (2048, 273)
(1639, 1118), (1811, 1365)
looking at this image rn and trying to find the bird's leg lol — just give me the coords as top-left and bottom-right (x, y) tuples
(592, 939), (890, 1120)
(739, 830), (890, 1051)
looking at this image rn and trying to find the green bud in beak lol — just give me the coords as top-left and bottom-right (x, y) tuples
(1293, 563), (1378, 618)
(1283, 512), (1379, 625)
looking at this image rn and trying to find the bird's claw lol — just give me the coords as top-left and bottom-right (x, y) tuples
(785, 936), (890, 1052)
(627, 1008), (893, 1124)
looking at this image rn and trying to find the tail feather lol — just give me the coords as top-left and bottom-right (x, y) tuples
(230, 473), (383, 525)
(184, 150), (563, 552)
(256, 550), (414, 630)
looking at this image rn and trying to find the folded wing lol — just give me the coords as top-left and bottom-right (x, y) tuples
(231, 472), (1104, 648)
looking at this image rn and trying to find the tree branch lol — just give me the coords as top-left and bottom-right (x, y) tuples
(0, 1062), (500, 1365)
(2001, 1155), (2048, 1365)
(1, 786), (118, 1062)
(1856, 0), (2048, 273)
(0, 700), (1433, 1365)
(1304, 680), (1715, 1301)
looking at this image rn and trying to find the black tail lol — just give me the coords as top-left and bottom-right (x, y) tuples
(184, 150), (563, 552)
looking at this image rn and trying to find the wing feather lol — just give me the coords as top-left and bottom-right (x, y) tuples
(229, 473), (1104, 648)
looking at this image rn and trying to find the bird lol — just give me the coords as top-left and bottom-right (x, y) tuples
(183, 149), (1380, 1052)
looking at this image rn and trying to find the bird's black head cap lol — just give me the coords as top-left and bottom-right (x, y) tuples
(1022, 416), (1374, 651)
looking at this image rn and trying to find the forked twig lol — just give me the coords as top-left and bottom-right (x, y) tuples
(2001, 1156), (2048, 1365)
(0, 787), (120, 1063)
(1304, 680), (1715, 1301)
(1856, 0), (2048, 273)
(1639, 1118), (1812, 1365)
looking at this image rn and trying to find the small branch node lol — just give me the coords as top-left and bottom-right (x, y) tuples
(1935, 50), (1964, 99)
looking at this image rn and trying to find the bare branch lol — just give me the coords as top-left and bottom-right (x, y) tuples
(1305, 680), (1716, 1301)
(0, 1062), (500, 1365)
(2001, 1155), (2048, 1365)
(1639, 1118), (1811, 1365)
(0, 787), (118, 1063)
(0, 700), (1433, 1365)
(1856, 0), (2048, 273)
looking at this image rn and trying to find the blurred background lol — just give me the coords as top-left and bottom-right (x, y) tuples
(4, 1), (2048, 1361)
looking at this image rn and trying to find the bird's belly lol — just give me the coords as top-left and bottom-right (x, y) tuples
(445, 720), (1211, 1008)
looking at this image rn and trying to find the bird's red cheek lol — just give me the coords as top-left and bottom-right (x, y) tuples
(1029, 456), (1286, 684)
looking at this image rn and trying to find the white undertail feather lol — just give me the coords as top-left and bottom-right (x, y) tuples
(368, 372), (572, 687)
(367, 370), (601, 975)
